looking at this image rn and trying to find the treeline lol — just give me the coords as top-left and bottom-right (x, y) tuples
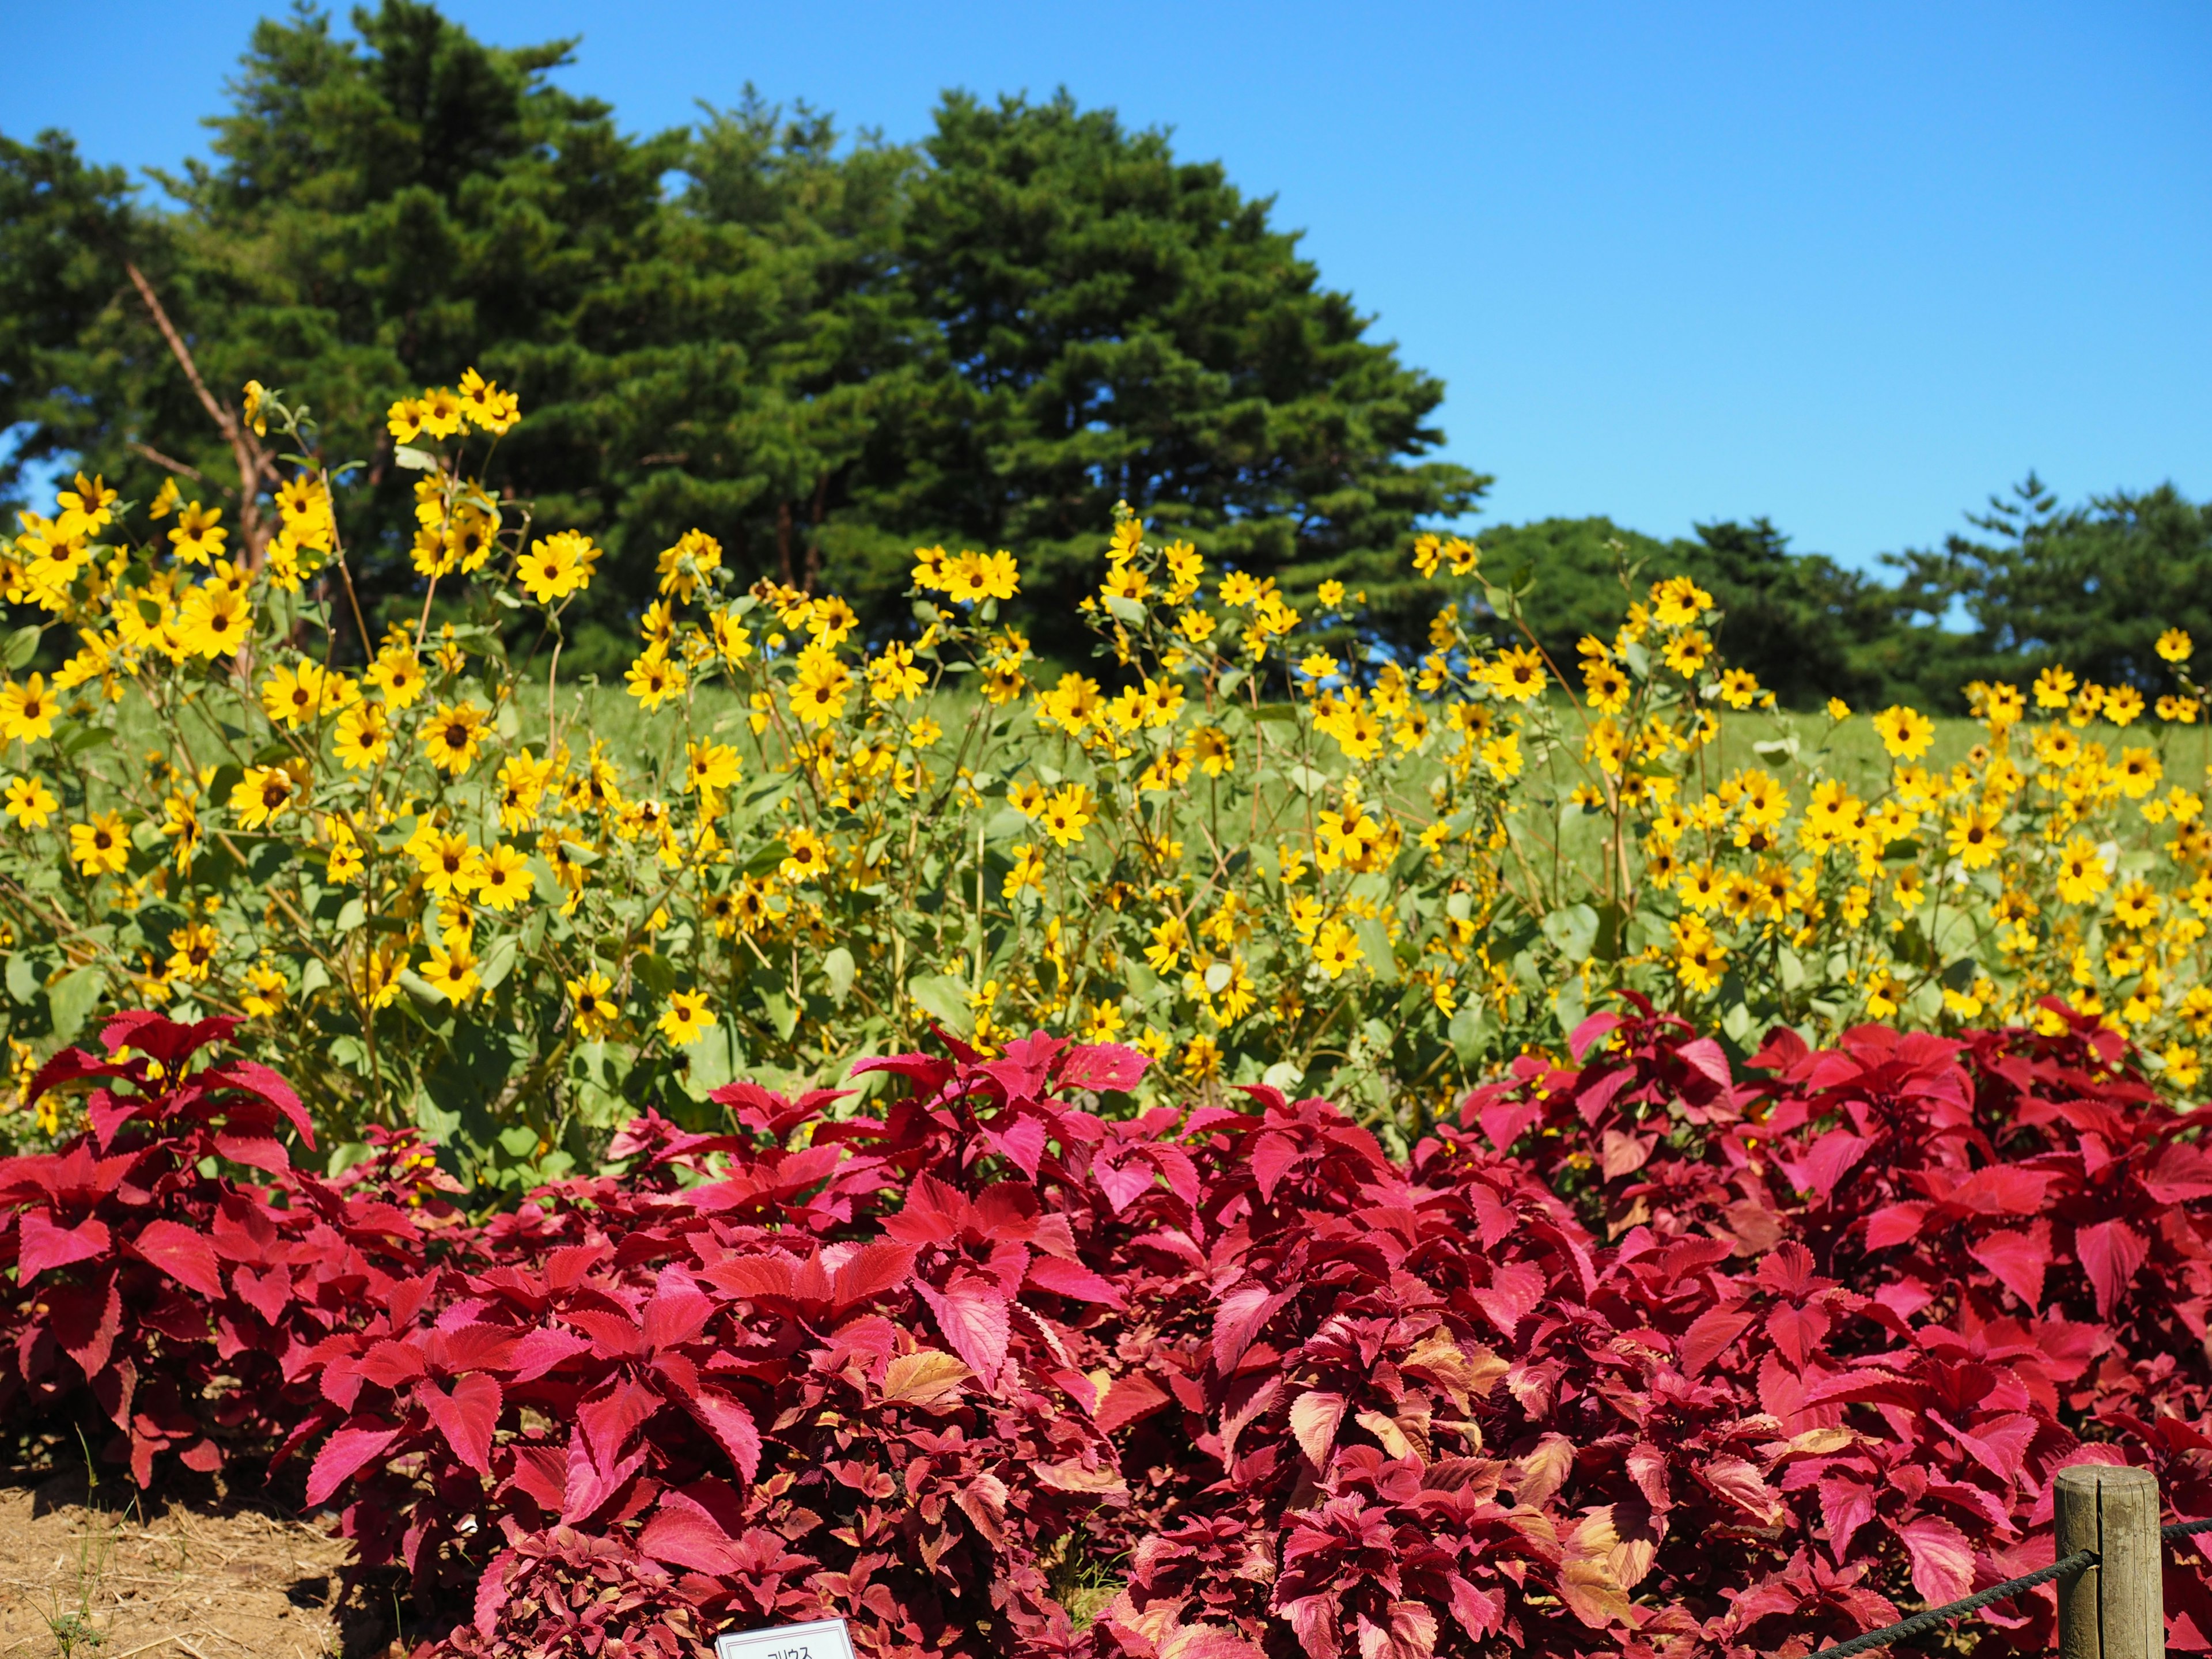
(2, 2), (2205, 702)
(1489, 476), (2212, 711)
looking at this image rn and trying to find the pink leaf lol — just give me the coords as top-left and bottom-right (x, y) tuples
(1968, 1222), (2052, 1309)
(1677, 1037), (1732, 1087)
(1891, 1513), (1975, 1604)
(1567, 1011), (1624, 1061)
(1058, 1041), (1148, 1093)
(418, 1373), (501, 1479)
(683, 1387), (763, 1484)
(306, 1422), (400, 1506)
(1024, 1254), (1126, 1308)
(2074, 1219), (2148, 1317)
(1865, 1202), (1931, 1250)
(638, 1490), (742, 1574)
(1470, 1262), (1546, 1339)
(916, 1271), (1012, 1388)
(125, 1219), (223, 1298)
(1289, 1390), (1347, 1467)
(17, 1211), (109, 1282)
(983, 1116), (1048, 1178)
(1093, 1155), (1156, 1213)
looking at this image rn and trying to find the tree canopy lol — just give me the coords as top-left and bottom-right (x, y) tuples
(0, 1), (1484, 666)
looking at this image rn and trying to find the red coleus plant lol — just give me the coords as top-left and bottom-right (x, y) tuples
(0, 1012), (433, 1483)
(9, 1003), (2212, 1659)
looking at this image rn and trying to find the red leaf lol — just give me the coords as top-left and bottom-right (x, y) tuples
(419, 1373), (502, 1478)
(1211, 1282), (1293, 1371)
(1025, 1254), (1126, 1308)
(1289, 1390), (1347, 1467)
(1058, 1041), (1148, 1093)
(1677, 1037), (1732, 1087)
(1891, 1513), (1975, 1603)
(213, 1131), (290, 1173)
(1820, 1477), (1877, 1556)
(357, 1339), (430, 1389)
(638, 1489), (742, 1574)
(1567, 1012), (1624, 1061)
(916, 1271), (1012, 1388)
(2074, 1218), (2149, 1317)
(1968, 1222), (2051, 1309)
(17, 1211), (110, 1281)
(686, 1387), (763, 1483)
(1865, 1202), (1931, 1250)
(1248, 1132), (1300, 1202)
(126, 1219), (224, 1298)
(1096, 1372), (1172, 1434)
(306, 1422), (400, 1506)
(1699, 1454), (1785, 1527)
(832, 1241), (916, 1310)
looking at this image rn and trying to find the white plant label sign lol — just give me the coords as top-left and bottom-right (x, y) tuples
(716, 1618), (857, 1659)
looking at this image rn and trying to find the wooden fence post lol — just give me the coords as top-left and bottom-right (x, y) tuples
(2057, 1464), (2165, 1659)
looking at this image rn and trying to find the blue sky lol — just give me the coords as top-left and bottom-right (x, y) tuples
(6, 1), (2208, 572)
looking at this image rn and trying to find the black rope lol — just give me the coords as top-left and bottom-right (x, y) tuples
(1804, 1549), (2096, 1659)
(1805, 1516), (2212, 1659)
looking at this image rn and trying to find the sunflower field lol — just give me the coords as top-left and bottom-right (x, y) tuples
(1, 376), (2210, 1179)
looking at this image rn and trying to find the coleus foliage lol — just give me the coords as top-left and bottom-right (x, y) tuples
(7, 1004), (2212, 1659)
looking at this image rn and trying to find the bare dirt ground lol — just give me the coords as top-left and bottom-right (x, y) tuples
(0, 1468), (408, 1659)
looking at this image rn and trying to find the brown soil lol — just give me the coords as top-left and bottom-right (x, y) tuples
(0, 1469), (410, 1659)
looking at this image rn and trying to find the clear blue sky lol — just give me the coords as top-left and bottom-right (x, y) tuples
(6, 1), (2208, 572)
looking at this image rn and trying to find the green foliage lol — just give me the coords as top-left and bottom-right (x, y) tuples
(1887, 474), (2212, 698)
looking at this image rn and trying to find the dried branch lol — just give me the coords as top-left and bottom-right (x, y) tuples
(123, 261), (271, 565)
(126, 441), (206, 484)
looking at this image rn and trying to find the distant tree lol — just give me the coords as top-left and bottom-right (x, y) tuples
(842, 90), (1489, 658)
(1469, 514), (1968, 709)
(1885, 474), (2212, 696)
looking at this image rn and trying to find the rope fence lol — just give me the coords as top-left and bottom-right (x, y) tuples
(1804, 1474), (2207, 1659)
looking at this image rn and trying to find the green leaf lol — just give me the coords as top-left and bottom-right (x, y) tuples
(335, 898), (366, 933)
(5, 953), (39, 1006)
(392, 444), (438, 471)
(47, 965), (103, 1044)
(759, 988), (798, 1040)
(1353, 916), (1398, 982)
(1448, 1004), (1487, 1067)
(907, 973), (974, 1037)
(823, 946), (855, 1006)
(1541, 903), (1601, 964)
(2, 625), (41, 671)
(1103, 594), (1149, 628)
(478, 934), (519, 993)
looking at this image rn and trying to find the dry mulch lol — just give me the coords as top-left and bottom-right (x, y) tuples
(0, 1467), (413, 1659)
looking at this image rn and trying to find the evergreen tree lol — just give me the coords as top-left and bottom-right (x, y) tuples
(0, 7), (1483, 664)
